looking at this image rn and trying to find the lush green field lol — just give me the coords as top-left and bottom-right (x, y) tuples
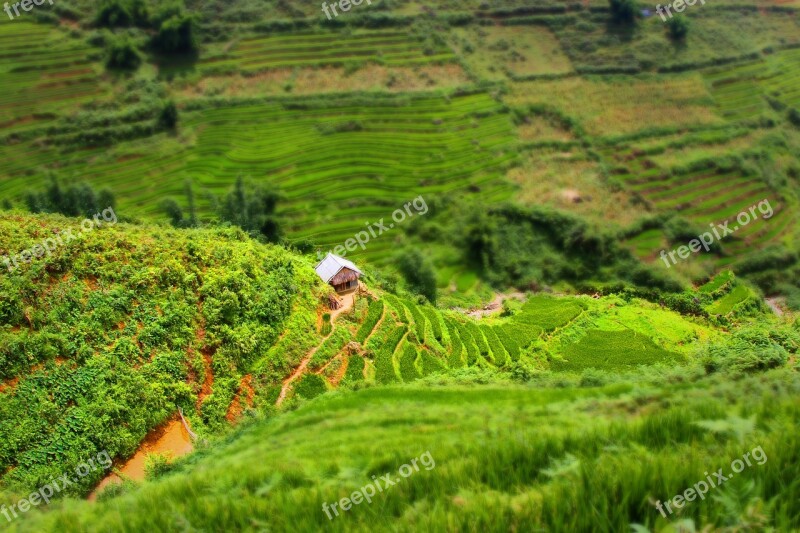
(0, 22), (106, 135)
(6, 368), (800, 532)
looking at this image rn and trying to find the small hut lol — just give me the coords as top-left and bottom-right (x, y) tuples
(314, 253), (362, 293)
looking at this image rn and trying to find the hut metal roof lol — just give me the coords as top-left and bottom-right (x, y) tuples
(314, 253), (363, 283)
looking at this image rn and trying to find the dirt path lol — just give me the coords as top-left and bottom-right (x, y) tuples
(225, 375), (255, 423)
(467, 292), (525, 319)
(0, 377), (19, 394)
(330, 291), (356, 321)
(275, 291), (359, 406)
(766, 297), (786, 317)
(276, 340), (324, 405)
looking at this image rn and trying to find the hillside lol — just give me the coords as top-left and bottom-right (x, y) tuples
(1, 212), (797, 512)
(5, 369), (800, 532)
(0, 212), (327, 496)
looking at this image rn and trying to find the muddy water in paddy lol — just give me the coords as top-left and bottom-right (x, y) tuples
(89, 418), (193, 500)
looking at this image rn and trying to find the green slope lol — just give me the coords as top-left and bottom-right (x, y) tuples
(5, 369), (800, 532)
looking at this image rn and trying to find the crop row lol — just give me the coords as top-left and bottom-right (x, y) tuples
(374, 326), (407, 384)
(355, 300), (384, 343)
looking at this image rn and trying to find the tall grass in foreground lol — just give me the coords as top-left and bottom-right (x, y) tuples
(6, 370), (800, 532)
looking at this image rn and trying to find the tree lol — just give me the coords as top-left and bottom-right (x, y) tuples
(95, 0), (149, 28)
(396, 249), (438, 304)
(667, 15), (689, 41)
(162, 198), (185, 228)
(218, 177), (282, 242)
(162, 181), (199, 228)
(95, 0), (133, 27)
(789, 108), (800, 128)
(106, 38), (142, 71)
(25, 176), (115, 217)
(158, 101), (179, 130)
(151, 13), (198, 54)
(609, 0), (638, 24)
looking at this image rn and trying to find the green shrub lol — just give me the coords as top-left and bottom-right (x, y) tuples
(145, 453), (174, 480)
(25, 176), (116, 218)
(293, 374), (327, 400)
(105, 37), (143, 71)
(96, 0), (149, 28)
(342, 355), (365, 384)
(151, 12), (198, 54)
(667, 15), (689, 41)
(158, 101), (179, 130)
(396, 249), (437, 304)
(789, 108), (800, 128)
(701, 327), (791, 374)
(609, 0), (637, 24)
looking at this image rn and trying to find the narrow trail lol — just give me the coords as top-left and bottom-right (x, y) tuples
(276, 291), (357, 405)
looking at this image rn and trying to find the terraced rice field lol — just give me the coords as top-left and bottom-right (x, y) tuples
(0, 22), (105, 135)
(705, 48), (800, 122)
(286, 291), (718, 400)
(604, 132), (796, 268)
(178, 31), (457, 77)
(550, 329), (681, 371)
(0, 93), (518, 265)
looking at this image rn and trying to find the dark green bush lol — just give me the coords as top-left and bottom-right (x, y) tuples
(106, 37), (142, 71)
(609, 0), (637, 24)
(667, 15), (689, 41)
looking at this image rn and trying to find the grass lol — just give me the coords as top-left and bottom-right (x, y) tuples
(450, 25), (572, 80)
(708, 284), (753, 315)
(513, 295), (584, 332)
(551, 330), (682, 371)
(507, 76), (722, 137)
(6, 369), (800, 532)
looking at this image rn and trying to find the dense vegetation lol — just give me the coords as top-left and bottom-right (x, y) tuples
(0, 213), (323, 496)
